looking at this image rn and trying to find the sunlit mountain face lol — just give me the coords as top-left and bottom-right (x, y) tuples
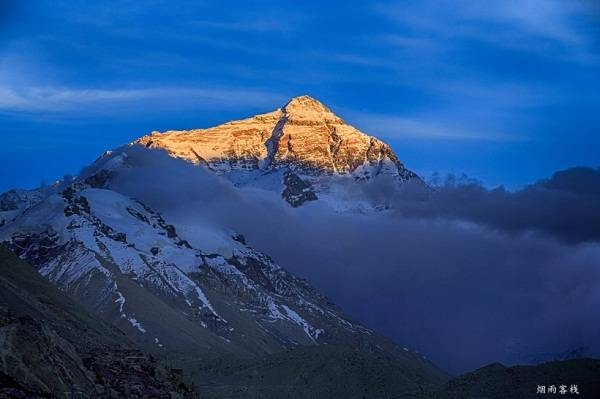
(134, 95), (418, 209)
(1, 1), (600, 398)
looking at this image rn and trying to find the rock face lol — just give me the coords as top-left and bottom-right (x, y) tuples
(135, 95), (417, 207)
(136, 95), (413, 178)
(0, 246), (192, 398)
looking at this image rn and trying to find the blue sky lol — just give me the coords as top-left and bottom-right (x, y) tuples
(1, 0), (599, 191)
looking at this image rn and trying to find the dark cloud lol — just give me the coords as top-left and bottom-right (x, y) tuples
(101, 148), (600, 374)
(328, 166), (600, 244)
(541, 166), (600, 195)
(398, 167), (600, 244)
(245, 213), (600, 375)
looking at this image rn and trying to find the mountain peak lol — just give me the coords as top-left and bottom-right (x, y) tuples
(283, 95), (332, 114)
(135, 98), (416, 182)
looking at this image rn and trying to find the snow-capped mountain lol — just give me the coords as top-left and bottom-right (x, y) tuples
(136, 95), (419, 208)
(0, 177), (375, 355)
(0, 96), (446, 393)
(0, 188), (48, 227)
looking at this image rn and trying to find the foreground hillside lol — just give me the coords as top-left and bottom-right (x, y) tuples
(0, 246), (192, 398)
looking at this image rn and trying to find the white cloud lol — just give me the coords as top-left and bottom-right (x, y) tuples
(431, 80), (558, 109)
(472, 0), (584, 45)
(346, 111), (524, 142)
(377, 0), (599, 64)
(0, 85), (285, 113)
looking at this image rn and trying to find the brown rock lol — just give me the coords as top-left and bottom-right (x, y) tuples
(135, 95), (413, 179)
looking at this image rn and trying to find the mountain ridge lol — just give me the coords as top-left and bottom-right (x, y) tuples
(134, 95), (418, 208)
(136, 95), (415, 178)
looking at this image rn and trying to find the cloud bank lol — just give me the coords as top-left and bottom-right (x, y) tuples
(366, 167), (600, 244)
(100, 147), (600, 374)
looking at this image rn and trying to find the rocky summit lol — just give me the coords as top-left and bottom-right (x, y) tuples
(136, 95), (418, 207)
(137, 95), (414, 178)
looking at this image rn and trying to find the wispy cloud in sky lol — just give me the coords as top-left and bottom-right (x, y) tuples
(0, 85), (284, 113)
(377, 0), (599, 65)
(347, 111), (524, 142)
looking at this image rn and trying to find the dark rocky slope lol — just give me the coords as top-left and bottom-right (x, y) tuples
(193, 345), (443, 398)
(0, 246), (193, 398)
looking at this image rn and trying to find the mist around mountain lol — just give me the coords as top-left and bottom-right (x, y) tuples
(98, 146), (600, 374)
(1, 96), (599, 396)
